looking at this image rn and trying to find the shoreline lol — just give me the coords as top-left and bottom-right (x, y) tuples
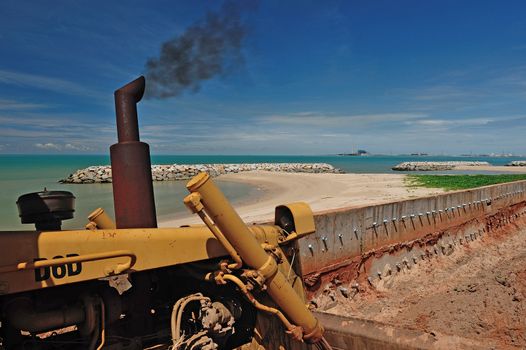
(159, 171), (444, 227)
(158, 166), (526, 227)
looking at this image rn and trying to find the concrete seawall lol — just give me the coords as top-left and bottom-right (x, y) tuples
(292, 180), (526, 349)
(299, 180), (526, 284)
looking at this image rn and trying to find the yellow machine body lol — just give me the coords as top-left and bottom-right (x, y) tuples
(0, 224), (284, 296)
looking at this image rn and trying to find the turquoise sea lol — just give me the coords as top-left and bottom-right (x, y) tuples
(0, 154), (523, 230)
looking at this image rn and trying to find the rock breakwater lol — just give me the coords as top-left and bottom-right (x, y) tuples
(392, 161), (490, 171)
(507, 161), (526, 166)
(60, 163), (343, 184)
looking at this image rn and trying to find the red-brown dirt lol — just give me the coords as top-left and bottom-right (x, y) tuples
(315, 214), (526, 349)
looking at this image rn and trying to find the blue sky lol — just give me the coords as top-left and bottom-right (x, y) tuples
(1, 0), (526, 155)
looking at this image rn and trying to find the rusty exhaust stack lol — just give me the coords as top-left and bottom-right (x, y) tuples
(110, 76), (157, 228)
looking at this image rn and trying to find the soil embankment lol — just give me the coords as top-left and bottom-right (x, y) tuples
(320, 206), (526, 349)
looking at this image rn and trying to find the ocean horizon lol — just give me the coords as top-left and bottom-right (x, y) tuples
(1, 154), (524, 231)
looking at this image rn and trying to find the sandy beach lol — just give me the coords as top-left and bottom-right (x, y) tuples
(159, 171), (444, 227)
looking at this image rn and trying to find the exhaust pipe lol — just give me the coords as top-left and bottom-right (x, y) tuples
(110, 76), (157, 228)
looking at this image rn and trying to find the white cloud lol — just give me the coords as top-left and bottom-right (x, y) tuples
(410, 118), (495, 127)
(0, 69), (103, 98)
(65, 143), (91, 151)
(0, 99), (49, 110)
(259, 112), (426, 127)
(35, 142), (61, 150)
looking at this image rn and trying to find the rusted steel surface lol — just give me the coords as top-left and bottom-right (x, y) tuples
(298, 181), (526, 283)
(110, 76), (157, 229)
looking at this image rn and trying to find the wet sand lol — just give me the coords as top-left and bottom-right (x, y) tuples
(159, 171), (443, 227)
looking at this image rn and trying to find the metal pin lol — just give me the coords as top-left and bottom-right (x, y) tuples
(321, 236), (328, 250)
(338, 233), (343, 245)
(353, 227), (358, 239)
(403, 258), (411, 269)
(308, 244), (314, 254)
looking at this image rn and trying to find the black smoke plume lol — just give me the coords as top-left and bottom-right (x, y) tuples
(144, 2), (250, 99)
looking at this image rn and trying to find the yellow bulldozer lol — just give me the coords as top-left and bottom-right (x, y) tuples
(0, 77), (332, 350)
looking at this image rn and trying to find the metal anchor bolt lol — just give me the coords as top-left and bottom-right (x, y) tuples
(321, 236), (328, 250)
(402, 258), (411, 269)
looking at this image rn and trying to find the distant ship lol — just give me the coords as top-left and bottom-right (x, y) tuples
(410, 152), (428, 156)
(338, 149), (369, 156)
